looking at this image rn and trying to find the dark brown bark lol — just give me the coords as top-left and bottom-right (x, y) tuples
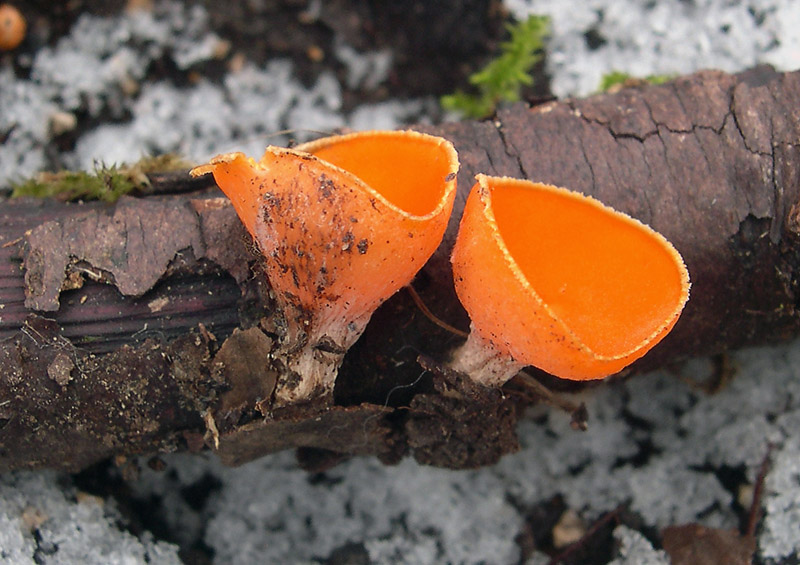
(2, 66), (799, 473)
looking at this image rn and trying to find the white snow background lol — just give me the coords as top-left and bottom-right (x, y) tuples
(2, 0), (800, 563)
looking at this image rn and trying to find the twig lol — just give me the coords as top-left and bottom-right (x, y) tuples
(511, 371), (588, 431)
(405, 284), (468, 338)
(746, 443), (774, 537)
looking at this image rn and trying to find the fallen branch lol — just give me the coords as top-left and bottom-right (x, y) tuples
(1, 66), (799, 472)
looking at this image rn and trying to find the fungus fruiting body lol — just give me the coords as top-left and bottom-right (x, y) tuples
(450, 174), (690, 386)
(0, 4), (25, 51)
(192, 130), (458, 404)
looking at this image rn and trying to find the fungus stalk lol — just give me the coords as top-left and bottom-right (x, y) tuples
(450, 326), (526, 387)
(193, 131), (458, 405)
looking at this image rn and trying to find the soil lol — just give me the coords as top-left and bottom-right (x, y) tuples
(10, 0), (521, 109)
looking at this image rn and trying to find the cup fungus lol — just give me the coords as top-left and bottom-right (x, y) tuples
(450, 174), (690, 386)
(191, 130), (458, 403)
(0, 3), (25, 51)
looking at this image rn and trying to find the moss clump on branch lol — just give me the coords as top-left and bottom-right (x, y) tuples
(11, 154), (193, 202)
(598, 71), (675, 93)
(441, 14), (549, 119)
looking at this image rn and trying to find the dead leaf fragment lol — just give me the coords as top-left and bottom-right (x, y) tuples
(661, 523), (755, 565)
(552, 509), (586, 549)
(147, 296), (169, 313)
(20, 506), (48, 531)
(47, 352), (74, 387)
(212, 327), (276, 429)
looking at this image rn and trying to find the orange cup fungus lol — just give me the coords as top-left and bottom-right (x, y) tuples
(191, 130), (458, 403)
(0, 4), (25, 51)
(450, 174), (690, 386)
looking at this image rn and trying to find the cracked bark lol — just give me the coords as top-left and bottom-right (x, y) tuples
(2, 66), (800, 473)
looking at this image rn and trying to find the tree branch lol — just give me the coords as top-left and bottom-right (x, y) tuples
(2, 66), (799, 472)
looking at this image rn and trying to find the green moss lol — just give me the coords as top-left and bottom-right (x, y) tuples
(11, 154), (193, 202)
(598, 71), (676, 92)
(598, 71), (634, 92)
(12, 167), (137, 202)
(441, 14), (549, 119)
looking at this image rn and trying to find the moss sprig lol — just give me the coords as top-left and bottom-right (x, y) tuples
(598, 71), (675, 93)
(11, 154), (193, 202)
(441, 14), (549, 119)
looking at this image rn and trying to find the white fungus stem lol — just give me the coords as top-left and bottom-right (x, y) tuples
(449, 325), (525, 387)
(272, 309), (371, 406)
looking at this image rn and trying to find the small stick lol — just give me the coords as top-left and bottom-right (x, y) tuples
(405, 284), (469, 338)
(1, 237), (22, 248)
(746, 443), (774, 537)
(512, 371), (588, 431)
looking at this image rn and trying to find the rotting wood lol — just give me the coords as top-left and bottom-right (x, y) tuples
(2, 66), (800, 472)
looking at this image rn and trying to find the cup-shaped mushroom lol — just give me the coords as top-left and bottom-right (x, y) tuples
(450, 174), (690, 386)
(191, 130), (458, 402)
(0, 4), (26, 51)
